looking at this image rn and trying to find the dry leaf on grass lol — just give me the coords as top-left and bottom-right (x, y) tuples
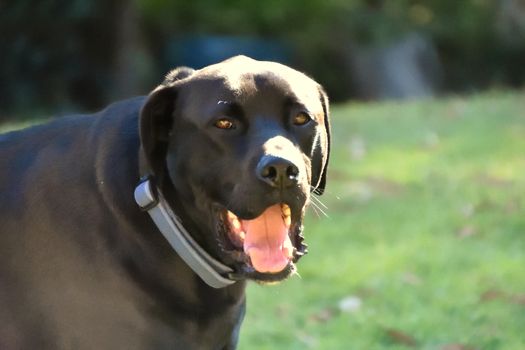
(308, 307), (337, 324)
(384, 328), (418, 347)
(480, 289), (505, 302)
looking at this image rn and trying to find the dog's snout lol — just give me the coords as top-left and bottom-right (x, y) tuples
(256, 156), (299, 189)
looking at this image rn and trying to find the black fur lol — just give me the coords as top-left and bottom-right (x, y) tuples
(0, 56), (330, 349)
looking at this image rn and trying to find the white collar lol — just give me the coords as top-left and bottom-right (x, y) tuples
(134, 178), (238, 288)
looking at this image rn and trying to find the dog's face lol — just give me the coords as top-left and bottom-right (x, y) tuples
(140, 56), (330, 283)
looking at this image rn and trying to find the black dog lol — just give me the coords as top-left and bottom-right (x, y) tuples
(0, 56), (330, 349)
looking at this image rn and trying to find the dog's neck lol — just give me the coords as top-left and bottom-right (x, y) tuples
(136, 148), (240, 289)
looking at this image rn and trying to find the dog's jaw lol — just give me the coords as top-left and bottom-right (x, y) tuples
(213, 203), (308, 283)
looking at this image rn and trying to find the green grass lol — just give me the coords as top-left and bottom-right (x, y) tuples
(239, 91), (525, 350)
(2, 92), (524, 349)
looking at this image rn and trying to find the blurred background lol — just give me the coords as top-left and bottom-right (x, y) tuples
(1, 0), (524, 118)
(1, 1), (525, 349)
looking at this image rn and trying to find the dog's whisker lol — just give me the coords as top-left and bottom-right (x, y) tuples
(308, 200), (325, 219)
(310, 195), (328, 210)
(310, 185), (339, 199)
(309, 199), (329, 218)
(308, 203), (322, 219)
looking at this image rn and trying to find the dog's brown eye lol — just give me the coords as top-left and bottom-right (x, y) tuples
(214, 119), (235, 130)
(293, 112), (311, 126)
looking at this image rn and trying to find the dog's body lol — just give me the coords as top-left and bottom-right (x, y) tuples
(0, 56), (329, 349)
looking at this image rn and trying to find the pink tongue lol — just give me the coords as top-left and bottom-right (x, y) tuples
(242, 204), (293, 273)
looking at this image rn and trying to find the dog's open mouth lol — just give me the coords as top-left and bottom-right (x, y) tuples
(216, 203), (307, 282)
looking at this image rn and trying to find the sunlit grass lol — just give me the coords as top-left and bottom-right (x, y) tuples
(240, 91), (525, 350)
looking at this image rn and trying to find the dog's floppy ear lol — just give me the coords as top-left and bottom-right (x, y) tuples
(311, 86), (331, 196)
(139, 67), (195, 177)
(139, 86), (176, 178)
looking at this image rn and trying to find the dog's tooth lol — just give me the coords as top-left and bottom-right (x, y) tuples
(227, 210), (237, 220)
(282, 204), (291, 217)
(232, 218), (242, 230)
(282, 245), (294, 259)
(284, 215), (291, 227)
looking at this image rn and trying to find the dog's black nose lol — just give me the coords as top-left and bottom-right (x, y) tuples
(256, 156), (299, 188)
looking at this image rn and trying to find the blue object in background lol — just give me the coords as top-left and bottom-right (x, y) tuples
(164, 36), (292, 71)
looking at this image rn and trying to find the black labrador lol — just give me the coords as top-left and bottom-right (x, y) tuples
(0, 56), (330, 349)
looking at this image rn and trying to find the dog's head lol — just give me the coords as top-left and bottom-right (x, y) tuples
(139, 56), (330, 283)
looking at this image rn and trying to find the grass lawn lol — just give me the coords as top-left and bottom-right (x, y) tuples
(2, 91), (524, 349)
(239, 91), (525, 350)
